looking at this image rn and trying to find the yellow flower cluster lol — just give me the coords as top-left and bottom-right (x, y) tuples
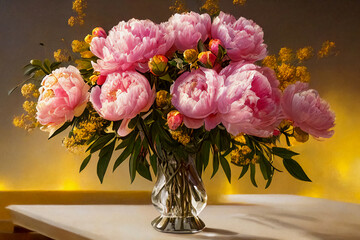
(21, 83), (40, 98)
(169, 130), (190, 145)
(68, 0), (87, 27)
(71, 40), (89, 53)
(13, 114), (40, 132)
(318, 41), (336, 58)
(262, 47), (312, 91)
(200, 0), (220, 16)
(231, 147), (258, 166)
(53, 49), (71, 62)
(169, 0), (188, 13)
(156, 90), (171, 108)
(233, 0), (246, 5)
(296, 46), (314, 62)
(63, 110), (107, 153)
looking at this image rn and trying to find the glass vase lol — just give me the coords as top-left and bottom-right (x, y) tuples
(151, 152), (207, 233)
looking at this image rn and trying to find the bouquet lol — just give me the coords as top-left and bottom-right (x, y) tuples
(12, 10), (335, 233)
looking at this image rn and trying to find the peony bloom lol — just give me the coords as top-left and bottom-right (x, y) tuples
(211, 12), (267, 62)
(170, 68), (223, 130)
(36, 66), (90, 131)
(209, 39), (223, 56)
(90, 19), (174, 75)
(168, 12), (211, 51)
(90, 71), (155, 136)
(218, 62), (281, 137)
(281, 82), (335, 138)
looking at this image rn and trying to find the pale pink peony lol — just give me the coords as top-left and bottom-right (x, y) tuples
(168, 12), (211, 51)
(281, 82), (335, 138)
(36, 66), (90, 129)
(90, 19), (174, 75)
(218, 62), (281, 137)
(90, 71), (155, 136)
(170, 68), (223, 130)
(211, 12), (267, 62)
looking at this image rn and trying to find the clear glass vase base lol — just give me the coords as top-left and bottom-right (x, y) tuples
(151, 215), (205, 233)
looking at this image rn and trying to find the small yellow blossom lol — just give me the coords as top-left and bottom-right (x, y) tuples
(21, 83), (39, 99)
(89, 75), (99, 85)
(68, 16), (76, 27)
(200, 0), (220, 16)
(68, 0), (87, 27)
(318, 40), (336, 58)
(278, 47), (293, 63)
(156, 90), (171, 108)
(22, 101), (37, 115)
(241, 146), (251, 155)
(276, 63), (296, 90)
(80, 50), (94, 58)
(71, 40), (89, 53)
(262, 55), (278, 70)
(233, 0), (246, 5)
(169, 130), (190, 145)
(234, 134), (246, 144)
(295, 66), (310, 83)
(84, 34), (93, 44)
(169, 0), (188, 13)
(53, 49), (71, 62)
(13, 114), (39, 131)
(296, 47), (314, 62)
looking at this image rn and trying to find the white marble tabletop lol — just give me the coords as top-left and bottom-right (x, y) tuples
(7, 194), (360, 240)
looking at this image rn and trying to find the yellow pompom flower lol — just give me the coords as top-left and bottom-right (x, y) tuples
(200, 0), (220, 16)
(21, 83), (39, 99)
(295, 66), (310, 83)
(71, 40), (89, 53)
(169, 130), (190, 145)
(262, 55), (278, 70)
(233, 0), (246, 5)
(296, 46), (314, 62)
(318, 40), (336, 58)
(80, 50), (94, 58)
(278, 47), (293, 63)
(53, 49), (71, 62)
(22, 101), (37, 115)
(169, 0), (188, 13)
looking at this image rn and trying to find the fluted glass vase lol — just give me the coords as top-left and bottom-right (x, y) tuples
(151, 152), (207, 233)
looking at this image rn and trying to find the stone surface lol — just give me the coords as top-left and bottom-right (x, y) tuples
(7, 195), (360, 240)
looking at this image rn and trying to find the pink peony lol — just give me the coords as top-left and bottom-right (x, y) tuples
(170, 68), (223, 130)
(281, 82), (335, 138)
(209, 39), (223, 56)
(90, 19), (174, 75)
(218, 62), (281, 137)
(90, 71), (155, 136)
(36, 66), (90, 129)
(168, 12), (211, 51)
(211, 12), (267, 62)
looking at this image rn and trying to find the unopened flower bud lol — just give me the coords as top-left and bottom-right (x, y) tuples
(198, 51), (216, 68)
(92, 27), (107, 38)
(167, 110), (183, 130)
(273, 129), (280, 136)
(156, 90), (170, 108)
(183, 49), (198, 63)
(89, 75), (99, 85)
(84, 34), (93, 44)
(148, 55), (168, 76)
(209, 39), (223, 56)
(97, 75), (107, 86)
(293, 127), (309, 143)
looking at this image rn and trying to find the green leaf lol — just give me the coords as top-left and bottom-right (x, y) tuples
(265, 175), (273, 189)
(128, 116), (139, 129)
(238, 165), (249, 179)
(116, 131), (136, 150)
(159, 74), (173, 82)
(259, 160), (269, 180)
(216, 44), (227, 62)
(250, 164), (258, 187)
(113, 143), (135, 172)
(220, 155), (231, 183)
(137, 160), (152, 181)
(50, 61), (61, 70)
(97, 139), (116, 183)
(48, 121), (72, 140)
(79, 154), (91, 172)
(201, 141), (211, 170)
(129, 137), (142, 183)
(150, 154), (157, 176)
(211, 147), (219, 178)
(88, 133), (115, 153)
(283, 158), (311, 182)
(43, 59), (51, 74)
(272, 147), (299, 159)
(197, 39), (206, 53)
(196, 153), (203, 177)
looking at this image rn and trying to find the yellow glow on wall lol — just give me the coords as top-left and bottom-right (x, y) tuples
(59, 178), (80, 191)
(0, 182), (7, 191)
